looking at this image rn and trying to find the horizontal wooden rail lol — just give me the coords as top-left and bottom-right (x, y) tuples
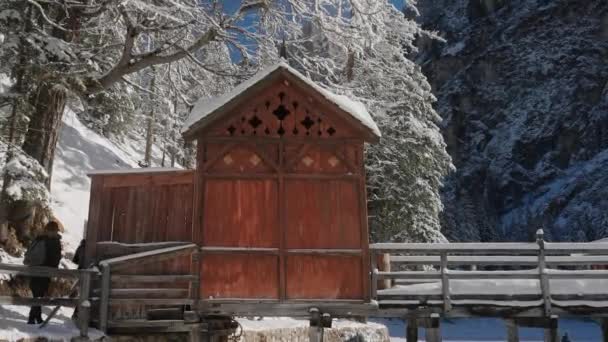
(111, 274), (197, 283)
(370, 242), (539, 254)
(100, 243), (198, 268)
(97, 243), (200, 334)
(200, 246), (279, 254)
(370, 229), (608, 318)
(388, 255), (608, 266)
(0, 263), (98, 278)
(0, 263), (95, 338)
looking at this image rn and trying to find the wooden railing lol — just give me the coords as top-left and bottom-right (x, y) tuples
(0, 263), (97, 338)
(95, 243), (200, 333)
(370, 229), (608, 315)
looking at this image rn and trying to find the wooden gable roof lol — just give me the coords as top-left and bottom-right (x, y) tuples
(182, 61), (380, 142)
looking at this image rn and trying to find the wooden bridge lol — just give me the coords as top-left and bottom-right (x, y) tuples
(4, 229), (608, 341)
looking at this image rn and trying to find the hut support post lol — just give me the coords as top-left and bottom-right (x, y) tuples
(505, 319), (519, 342)
(544, 316), (558, 342)
(601, 318), (608, 342)
(406, 318), (418, 342)
(370, 251), (378, 299)
(191, 249), (202, 311)
(440, 252), (451, 312)
(77, 271), (92, 338)
(537, 229), (552, 317)
(424, 314), (442, 342)
(99, 264), (111, 333)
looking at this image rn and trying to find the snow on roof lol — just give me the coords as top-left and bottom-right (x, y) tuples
(182, 61), (381, 138)
(87, 167), (189, 176)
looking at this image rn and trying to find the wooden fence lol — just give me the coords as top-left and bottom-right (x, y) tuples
(0, 263), (96, 338)
(370, 230), (608, 342)
(95, 242), (200, 333)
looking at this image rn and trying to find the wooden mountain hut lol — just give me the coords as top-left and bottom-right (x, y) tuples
(84, 61), (381, 315)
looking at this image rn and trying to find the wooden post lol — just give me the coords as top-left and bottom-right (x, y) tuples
(191, 249), (201, 311)
(406, 318), (418, 342)
(189, 323), (202, 342)
(440, 252), (451, 312)
(505, 319), (519, 342)
(601, 318), (608, 342)
(425, 313), (442, 342)
(544, 315), (558, 342)
(309, 308), (323, 342)
(378, 253), (391, 290)
(78, 271), (92, 338)
(99, 264), (111, 333)
(537, 229), (552, 316)
(309, 326), (324, 342)
(370, 251), (378, 299)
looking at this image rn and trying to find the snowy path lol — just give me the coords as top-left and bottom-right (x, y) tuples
(0, 305), (103, 341)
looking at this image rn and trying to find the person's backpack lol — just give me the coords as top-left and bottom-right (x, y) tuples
(24, 239), (46, 266)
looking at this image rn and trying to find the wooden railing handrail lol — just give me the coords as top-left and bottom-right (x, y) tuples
(97, 243), (200, 333)
(0, 263), (94, 338)
(370, 242), (540, 253)
(0, 263), (98, 278)
(370, 229), (608, 315)
(99, 243), (198, 267)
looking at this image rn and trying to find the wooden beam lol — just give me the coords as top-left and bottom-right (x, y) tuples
(0, 263), (96, 278)
(78, 271), (92, 338)
(111, 274), (197, 283)
(98, 264), (111, 333)
(406, 318), (418, 342)
(505, 319), (519, 342)
(601, 318), (608, 342)
(100, 243), (198, 269)
(425, 313), (442, 342)
(544, 315), (558, 342)
(0, 296), (78, 307)
(96, 241), (192, 260)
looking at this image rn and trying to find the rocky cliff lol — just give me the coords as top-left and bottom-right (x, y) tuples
(414, 0), (608, 241)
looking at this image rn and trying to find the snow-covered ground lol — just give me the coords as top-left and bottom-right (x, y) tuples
(0, 305), (103, 341)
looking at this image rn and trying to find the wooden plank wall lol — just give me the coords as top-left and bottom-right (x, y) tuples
(84, 170), (194, 268)
(194, 77), (371, 302)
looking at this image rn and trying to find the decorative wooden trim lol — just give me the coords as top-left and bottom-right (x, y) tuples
(202, 142), (236, 171)
(200, 247), (280, 254)
(357, 143), (371, 302)
(279, 139), (287, 300)
(100, 171), (194, 188)
(285, 249), (362, 256)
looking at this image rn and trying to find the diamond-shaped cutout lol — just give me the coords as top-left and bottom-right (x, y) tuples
(223, 154), (234, 165)
(328, 156), (340, 167)
(273, 104), (290, 120)
(301, 116), (315, 130)
(249, 154), (261, 166)
(248, 115), (262, 129)
(302, 156), (314, 167)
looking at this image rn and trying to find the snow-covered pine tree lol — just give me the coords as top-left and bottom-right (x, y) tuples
(272, 0), (453, 242)
(0, 0), (288, 244)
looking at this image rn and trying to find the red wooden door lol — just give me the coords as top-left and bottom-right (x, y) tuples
(196, 81), (369, 302)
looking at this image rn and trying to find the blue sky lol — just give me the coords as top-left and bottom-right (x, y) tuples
(222, 0), (407, 60)
(223, 0), (406, 14)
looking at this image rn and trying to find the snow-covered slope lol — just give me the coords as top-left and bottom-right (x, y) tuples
(51, 109), (166, 253)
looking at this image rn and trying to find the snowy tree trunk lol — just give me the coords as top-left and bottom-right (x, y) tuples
(22, 82), (67, 189)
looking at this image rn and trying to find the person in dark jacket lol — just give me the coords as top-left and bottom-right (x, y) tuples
(26, 221), (62, 324)
(72, 239), (85, 269)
